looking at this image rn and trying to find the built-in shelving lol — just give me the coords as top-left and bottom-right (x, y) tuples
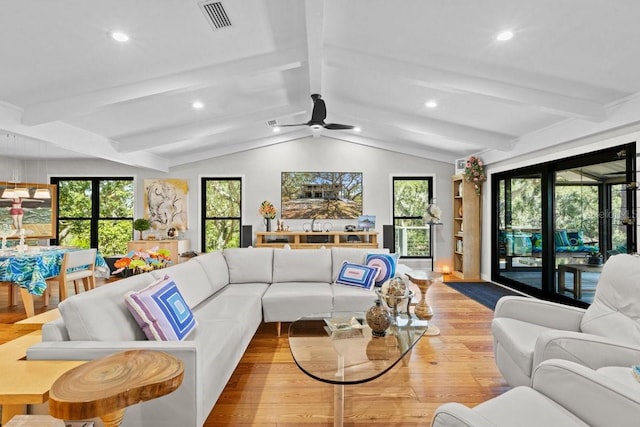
(452, 175), (480, 279)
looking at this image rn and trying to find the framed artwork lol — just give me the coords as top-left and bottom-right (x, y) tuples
(143, 179), (188, 231)
(281, 172), (363, 219)
(0, 182), (57, 238)
(455, 158), (467, 175)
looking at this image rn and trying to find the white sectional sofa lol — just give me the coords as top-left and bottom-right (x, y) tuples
(27, 246), (396, 427)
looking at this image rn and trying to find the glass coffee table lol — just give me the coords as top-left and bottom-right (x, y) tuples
(288, 311), (429, 427)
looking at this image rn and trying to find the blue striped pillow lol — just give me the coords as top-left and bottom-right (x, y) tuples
(335, 262), (380, 290)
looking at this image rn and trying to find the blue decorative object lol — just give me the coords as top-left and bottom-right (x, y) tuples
(335, 262), (380, 290)
(125, 275), (197, 341)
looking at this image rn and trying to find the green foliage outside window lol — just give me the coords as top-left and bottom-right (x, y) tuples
(57, 179), (133, 256)
(203, 179), (241, 251)
(393, 178), (431, 257)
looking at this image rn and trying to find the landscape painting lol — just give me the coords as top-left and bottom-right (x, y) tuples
(281, 172), (363, 219)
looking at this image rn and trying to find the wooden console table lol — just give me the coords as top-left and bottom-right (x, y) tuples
(255, 231), (378, 249)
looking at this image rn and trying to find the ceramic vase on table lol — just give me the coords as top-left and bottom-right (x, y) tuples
(264, 218), (272, 232)
(366, 299), (391, 337)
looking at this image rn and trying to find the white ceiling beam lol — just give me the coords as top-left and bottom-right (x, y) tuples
(0, 102), (169, 172)
(304, 0), (324, 95)
(167, 129), (312, 166)
(21, 46), (307, 126)
(115, 104), (308, 152)
(334, 101), (514, 150)
(325, 47), (608, 122)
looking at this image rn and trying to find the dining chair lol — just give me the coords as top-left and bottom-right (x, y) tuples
(47, 249), (98, 302)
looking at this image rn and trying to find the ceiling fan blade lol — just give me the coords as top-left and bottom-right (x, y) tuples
(324, 123), (355, 130)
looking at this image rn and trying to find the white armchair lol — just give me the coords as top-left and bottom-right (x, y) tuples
(431, 359), (640, 427)
(492, 253), (640, 386)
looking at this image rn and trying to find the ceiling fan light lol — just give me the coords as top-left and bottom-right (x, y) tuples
(310, 124), (323, 130)
(13, 188), (30, 198)
(34, 188), (51, 199)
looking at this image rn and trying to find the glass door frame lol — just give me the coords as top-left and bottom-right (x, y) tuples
(491, 142), (636, 307)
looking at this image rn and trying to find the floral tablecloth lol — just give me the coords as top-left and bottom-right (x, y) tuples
(0, 247), (109, 296)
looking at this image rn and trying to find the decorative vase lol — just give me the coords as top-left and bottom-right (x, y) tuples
(366, 299), (391, 337)
(264, 218), (272, 232)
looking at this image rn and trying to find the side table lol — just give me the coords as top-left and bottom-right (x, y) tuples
(49, 349), (184, 427)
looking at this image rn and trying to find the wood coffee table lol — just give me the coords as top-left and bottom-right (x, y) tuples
(49, 349), (184, 427)
(557, 263), (603, 299)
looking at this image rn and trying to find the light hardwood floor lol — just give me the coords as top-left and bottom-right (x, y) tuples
(0, 278), (510, 426)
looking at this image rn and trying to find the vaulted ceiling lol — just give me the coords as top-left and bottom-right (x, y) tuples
(1, 0), (640, 172)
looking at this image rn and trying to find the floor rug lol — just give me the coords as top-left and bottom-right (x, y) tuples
(444, 281), (524, 310)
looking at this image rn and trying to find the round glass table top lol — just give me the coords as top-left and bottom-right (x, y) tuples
(288, 311), (429, 385)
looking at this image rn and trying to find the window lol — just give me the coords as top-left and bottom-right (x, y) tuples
(202, 177), (242, 251)
(53, 177), (134, 256)
(392, 177), (433, 257)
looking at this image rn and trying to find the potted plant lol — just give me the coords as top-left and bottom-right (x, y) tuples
(588, 250), (603, 265)
(133, 218), (151, 240)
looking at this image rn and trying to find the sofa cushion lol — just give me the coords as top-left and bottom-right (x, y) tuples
(365, 253), (398, 286)
(581, 254), (640, 344)
(262, 282), (333, 322)
(332, 284), (377, 312)
(331, 247), (389, 282)
(151, 258), (215, 309)
(492, 317), (553, 379)
(59, 272), (156, 341)
(554, 230), (571, 247)
(272, 248), (332, 283)
(335, 261), (379, 290)
(193, 251), (230, 294)
(125, 275), (197, 341)
(223, 247), (273, 284)
(567, 231), (584, 246)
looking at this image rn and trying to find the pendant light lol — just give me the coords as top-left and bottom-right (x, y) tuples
(1, 134), (15, 198)
(12, 158), (29, 198)
(33, 145), (50, 199)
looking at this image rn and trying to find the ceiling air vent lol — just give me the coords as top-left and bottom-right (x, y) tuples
(199, 1), (232, 30)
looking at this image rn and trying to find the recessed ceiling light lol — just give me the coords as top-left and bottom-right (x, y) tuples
(425, 100), (438, 108)
(110, 31), (130, 42)
(272, 126), (281, 133)
(192, 101), (204, 109)
(496, 30), (514, 41)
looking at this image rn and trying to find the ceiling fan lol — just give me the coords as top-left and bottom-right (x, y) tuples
(277, 94), (356, 130)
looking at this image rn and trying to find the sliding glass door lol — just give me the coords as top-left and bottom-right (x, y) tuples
(496, 172), (544, 290)
(492, 143), (636, 306)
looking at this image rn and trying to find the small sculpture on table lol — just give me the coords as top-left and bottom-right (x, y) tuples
(376, 276), (413, 325)
(406, 270), (443, 336)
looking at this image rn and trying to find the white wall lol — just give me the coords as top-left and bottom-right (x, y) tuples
(22, 136), (455, 268)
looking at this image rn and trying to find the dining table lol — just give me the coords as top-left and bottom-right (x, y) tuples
(0, 246), (109, 318)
